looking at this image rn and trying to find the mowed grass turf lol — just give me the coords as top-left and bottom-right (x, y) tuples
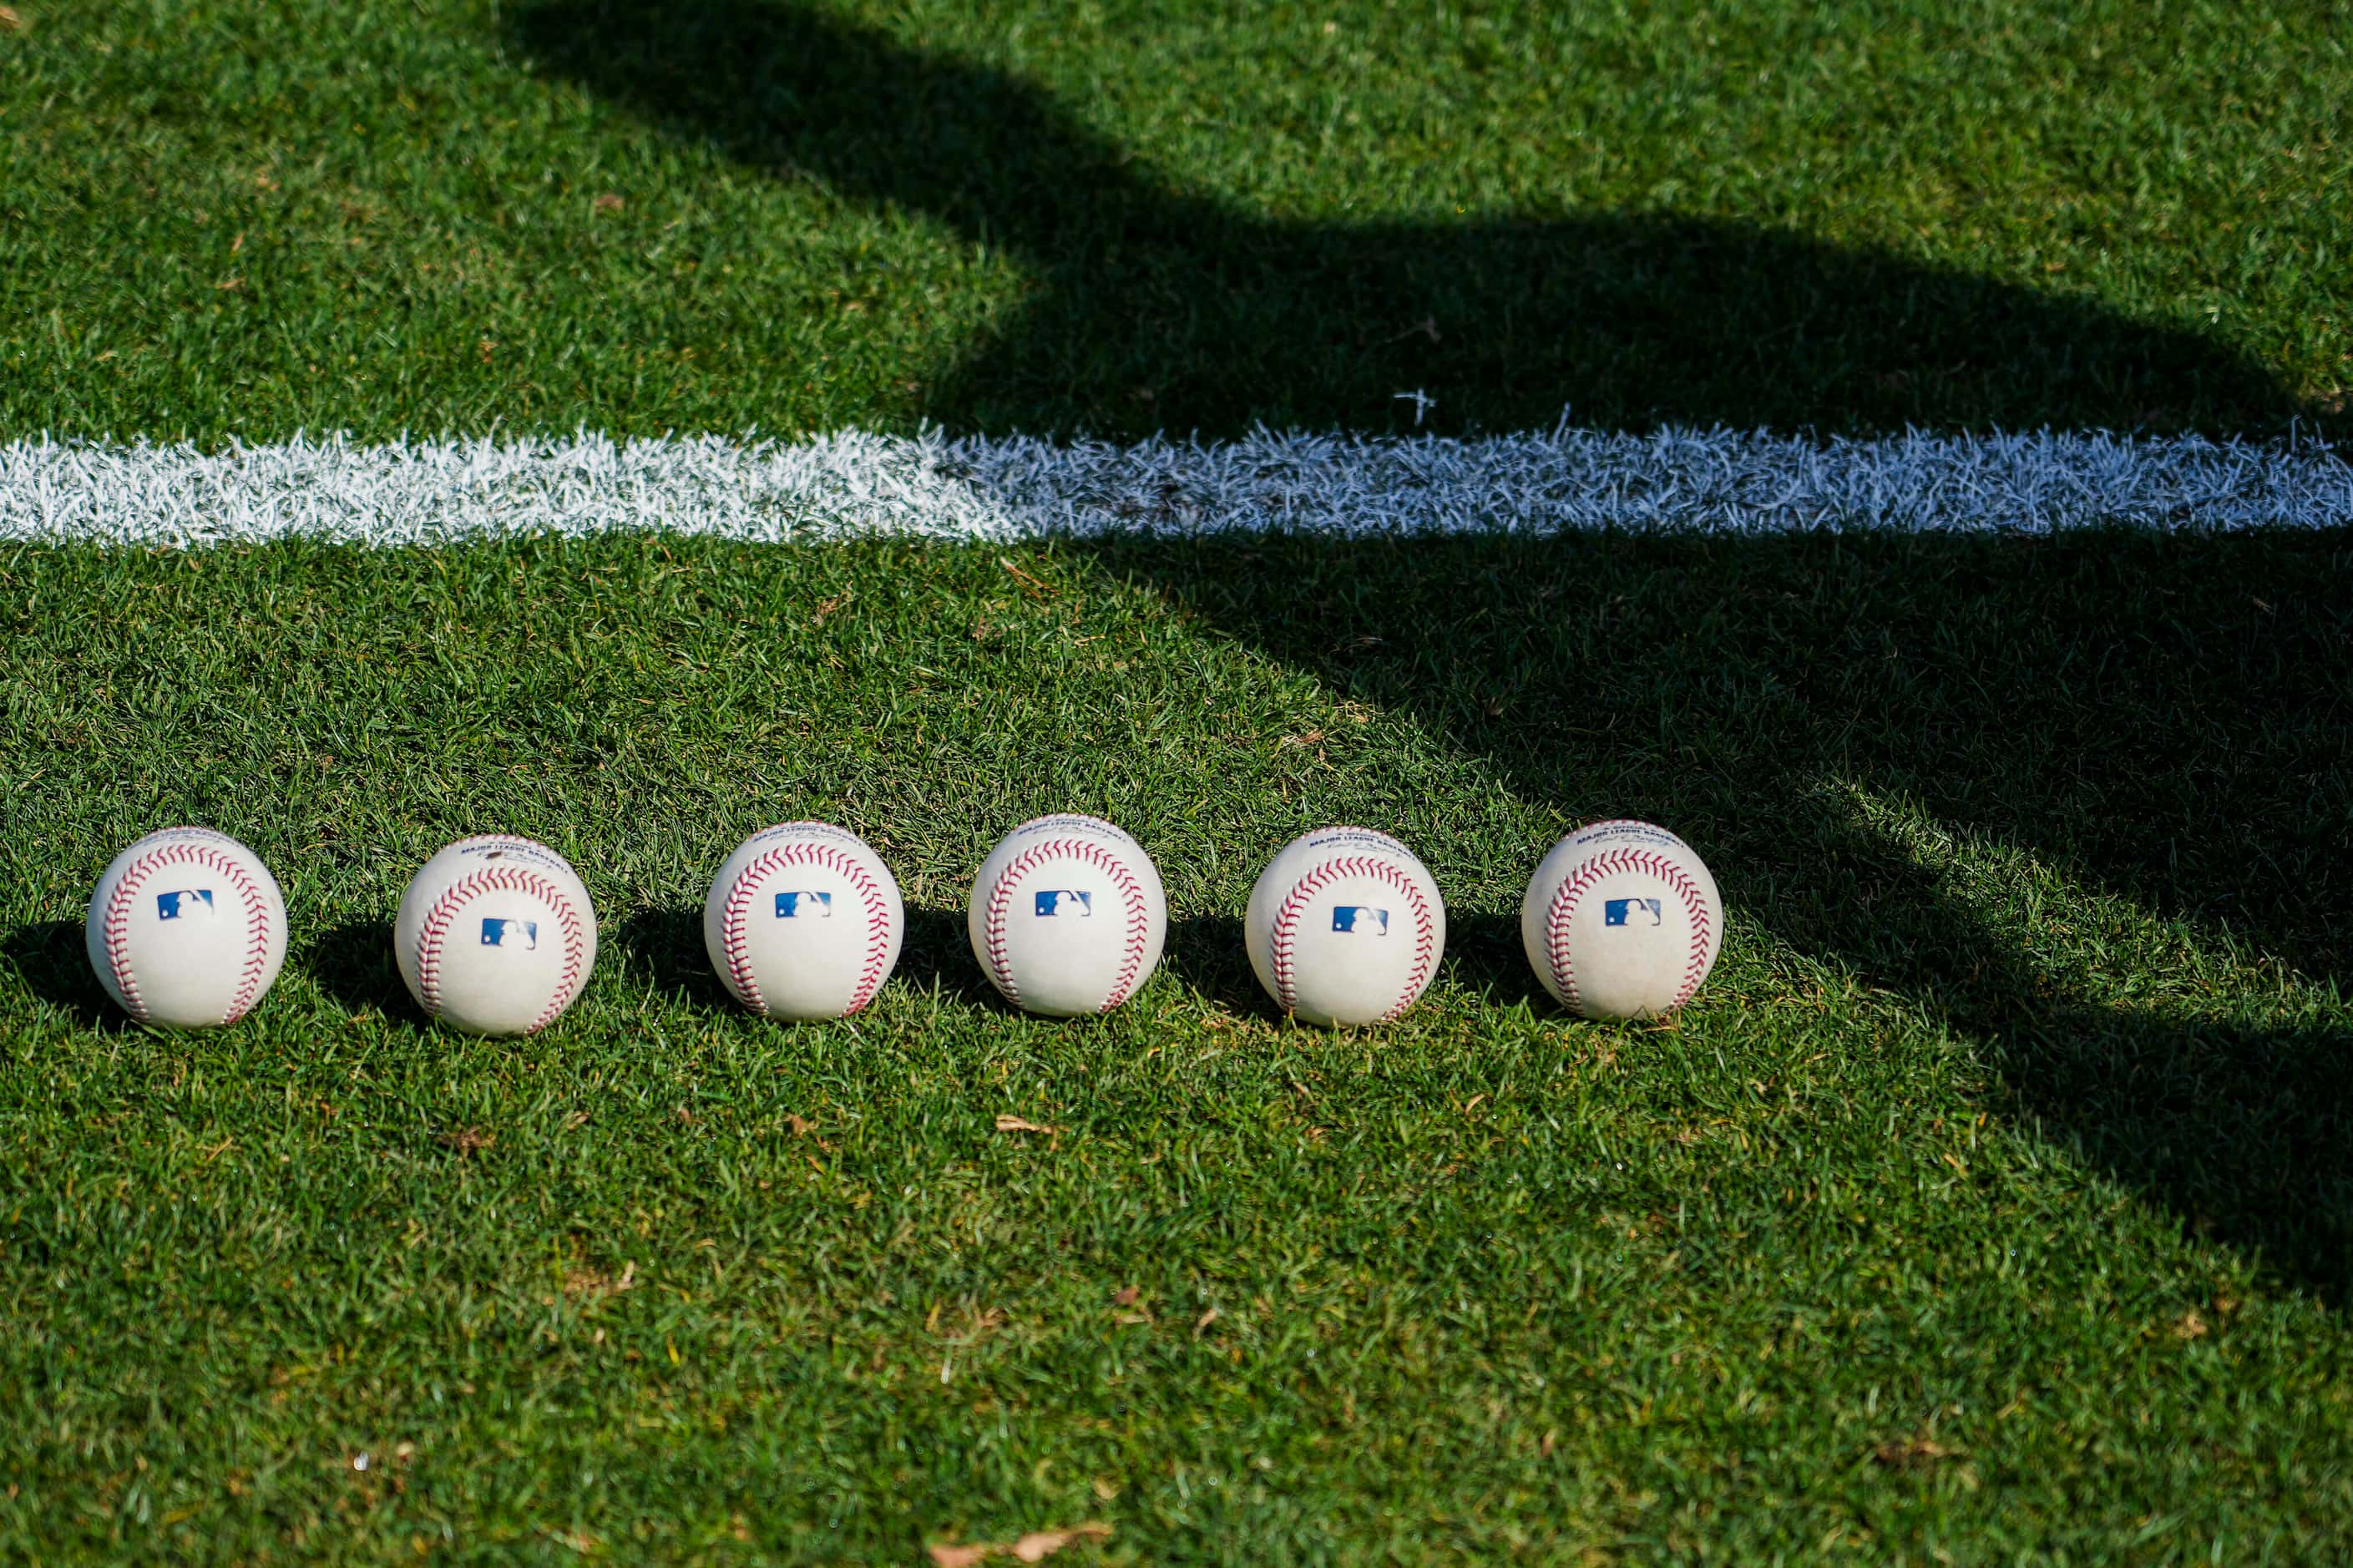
(2, 0), (2348, 441)
(7, 0), (2353, 1561)
(3, 534), (2350, 1560)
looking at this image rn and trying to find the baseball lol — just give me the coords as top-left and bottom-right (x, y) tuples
(394, 835), (598, 1035)
(1521, 819), (1723, 1019)
(85, 827), (288, 1028)
(1245, 827), (1445, 1026)
(704, 822), (904, 1019)
(967, 814), (1167, 1016)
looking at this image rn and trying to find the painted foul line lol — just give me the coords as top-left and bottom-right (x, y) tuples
(0, 427), (2342, 546)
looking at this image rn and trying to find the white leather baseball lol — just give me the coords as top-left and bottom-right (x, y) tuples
(394, 835), (597, 1035)
(1521, 819), (1723, 1019)
(85, 827), (288, 1028)
(1245, 827), (1445, 1026)
(704, 822), (904, 1019)
(967, 814), (1167, 1016)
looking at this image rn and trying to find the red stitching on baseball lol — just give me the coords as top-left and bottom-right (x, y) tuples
(415, 864), (588, 1032)
(1545, 847), (1713, 1016)
(101, 834), (276, 1025)
(1268, 855), (1436, 1024)
(980, 837), (1151, 1011)
(719, 832), (895, 1015)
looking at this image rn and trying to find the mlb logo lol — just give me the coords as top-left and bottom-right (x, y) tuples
(1604, 898), (1662, 928)
(480, 917), (539, 950)
(155, 889), (215, 920)
(1034, 890), (1092, 918)
(1330, 905), (1389, 935)
(773, 891), (833, 919)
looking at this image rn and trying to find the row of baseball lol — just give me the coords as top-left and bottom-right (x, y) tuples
(84, 814), (1723, 1033)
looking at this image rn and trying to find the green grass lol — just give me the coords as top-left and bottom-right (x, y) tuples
(7, 0), (2353, 1560)
(3, 534), (2350, 1560)
(3, 0), (2348, 440)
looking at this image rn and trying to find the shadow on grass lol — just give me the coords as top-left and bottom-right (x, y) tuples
(514, 0), (2335, 442)
(1078, 530), (2353, 1293)
(608, 904), (737, 1014)
(1820, 813), (2353, 1282)
(1159, 913), (1259, 1019)
(887, 906), (1003, 1014)
(1438, 912), (1553, 1016)
(517, 3), (2353, 1292)
(301, 918), (411, 1021)
(1, 918), (127, 1031)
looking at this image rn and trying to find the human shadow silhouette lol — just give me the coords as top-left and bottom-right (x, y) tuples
(514, 0), (2325, 441)
(516, 3), (2353, 1292)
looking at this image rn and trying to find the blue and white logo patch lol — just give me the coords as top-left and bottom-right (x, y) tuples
(480, 917), (538, 950)
(773, 891), (832, 919)
(155, 889), (215, 920)
(1034, 890), (1092, 918)
(1604, 898), (1662, 928)
(1331, 905), (1389, 935)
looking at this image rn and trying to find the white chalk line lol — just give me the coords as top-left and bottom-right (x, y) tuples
(0, 427), (2344, 546)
